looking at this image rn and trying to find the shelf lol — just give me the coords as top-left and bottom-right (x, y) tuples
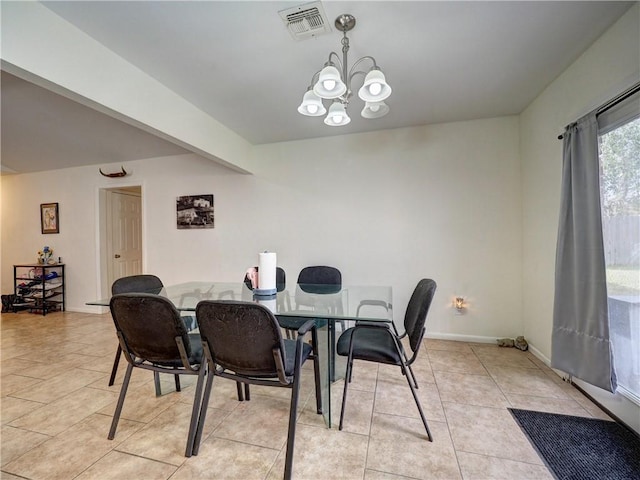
(13, 264), (65, 316)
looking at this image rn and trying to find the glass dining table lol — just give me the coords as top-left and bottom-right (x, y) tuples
(87, 281), (393, 427)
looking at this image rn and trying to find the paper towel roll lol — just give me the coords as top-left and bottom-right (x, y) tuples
(257, 251), (277, 294)
(256, 297), (277, 314)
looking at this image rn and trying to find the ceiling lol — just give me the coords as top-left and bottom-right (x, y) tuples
(1, 1), (634, 174)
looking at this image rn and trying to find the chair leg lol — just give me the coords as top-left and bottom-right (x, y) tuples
(284, 351), (303, 480)
(338, 353), (354, 431)
(401, 362), (433, 441)
(175, 374), (181, 392)
(236, 381), (244, 401)
(153, 372), (161, 396)
(406, 364), (419, 389)
(192, 370), (216, 456)
(244, 383), (251, 401)
(108, 345), (122, 386)
(108, 362), (133, 439)
(185, 366), (207, 457)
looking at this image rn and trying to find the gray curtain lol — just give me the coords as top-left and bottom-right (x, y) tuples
(551, 112), (617, 392)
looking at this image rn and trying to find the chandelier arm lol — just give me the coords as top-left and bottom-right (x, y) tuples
(348, 56), (378, 79)
(347, 69), (369, 86)
(327, 51), (343, 72)
(306, 70), (322, 89)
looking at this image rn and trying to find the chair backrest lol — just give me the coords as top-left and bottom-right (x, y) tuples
(110, 293), (192, 363)
(112, 274), (164, 295)
(196, 301), (286, 378)
(297, 266), (342, 294)
(404, 279), (437, 354)
(243, 267), (286, 292)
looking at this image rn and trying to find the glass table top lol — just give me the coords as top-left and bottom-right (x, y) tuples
(88, 281), (393, 323)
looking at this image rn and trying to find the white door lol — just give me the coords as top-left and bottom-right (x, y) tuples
(107, 189), (142, 288)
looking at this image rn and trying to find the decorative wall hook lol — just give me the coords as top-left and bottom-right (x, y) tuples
(99, 166), (128, 178)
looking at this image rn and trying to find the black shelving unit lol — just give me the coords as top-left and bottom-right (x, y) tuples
(13, 263), (65, 315)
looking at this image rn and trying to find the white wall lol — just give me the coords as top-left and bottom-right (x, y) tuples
(520, 3), (639, 432)
(1, 116), (522, 341)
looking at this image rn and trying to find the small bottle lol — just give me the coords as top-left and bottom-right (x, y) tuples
(58, 257), (62, 264)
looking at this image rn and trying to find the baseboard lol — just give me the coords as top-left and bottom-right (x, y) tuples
(426, 332), (498, 344)
(68, 305), (108, 314)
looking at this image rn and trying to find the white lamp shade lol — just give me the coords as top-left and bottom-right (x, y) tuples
(358, 69), (392, 102)
(361, 101), (389, 119)
(313, 65), (347, 99)
(324, 102), (351, 126)
(298, 90), (327, 116)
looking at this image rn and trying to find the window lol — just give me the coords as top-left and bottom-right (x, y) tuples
(598, 88), (640, 403)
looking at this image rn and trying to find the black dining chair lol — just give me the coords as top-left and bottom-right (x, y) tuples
(108, 274), (197, 394)
(285, 266), (343, 380)
(192, 300), (323, 480)
(109, 275), (163, 388)
(336, 278), (437, 441)
(108, 293), (206, 457)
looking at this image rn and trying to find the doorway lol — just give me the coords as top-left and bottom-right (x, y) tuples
(100, 186), (143, 296)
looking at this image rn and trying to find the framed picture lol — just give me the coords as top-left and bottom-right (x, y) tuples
(177, 194), (214, 229)
(41, 203), (59, 234)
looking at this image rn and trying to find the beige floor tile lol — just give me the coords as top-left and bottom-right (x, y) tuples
(568, 391), (615, 421)
(3, 414), (141, 480)
(367, 415), (460, 479)
(87, 362), (156, 392)
(427, 350), (488, 375)
(9, 355), (101, 380)
(333, 383), (374, 435)
(1, 425), (50, 467)
(2, 357), (50, 378)
(457, 451), (553, 479)
(182, 376), (246, 411)
(97, 379), (182, 424)
(74, 450), (177, 479)
(374, 377), (445, 422)
(9, 386), (119, 435)
(374, 361), (435, 388)
(485, 365), (572, 399)
(471, 344), (539, 368)
(1, 396), (45, 424)
(443, 402), (542, 464)
(434, 371), (509, 408)
(1, 374), (43, 397)
(117, 401), (223, 465)
(77, 352), (122, 375)
(505, 393), (592, 416)
(9, 368), (105, 404)
(348, 359), (380, 392)
(268, 423), (369, 480)
(211, 394), (292, 449)
(0, 471), (24, 480)
(424, 339), (475, 353)
(297, 387), (327, 428)
(364, 470), (416, 479)
(172, 437), (279, 480)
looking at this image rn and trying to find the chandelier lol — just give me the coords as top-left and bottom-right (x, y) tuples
(297, 14), (392, 126)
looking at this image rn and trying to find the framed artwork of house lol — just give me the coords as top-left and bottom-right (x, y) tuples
(176, 194), (214, 229)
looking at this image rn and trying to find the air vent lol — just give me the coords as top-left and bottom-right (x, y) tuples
(279, 2), (331, 41)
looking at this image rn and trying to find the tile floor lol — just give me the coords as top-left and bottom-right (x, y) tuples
(1, 310), (613, 480)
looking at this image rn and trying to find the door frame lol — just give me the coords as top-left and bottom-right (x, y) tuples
(98, 184), (144, 300)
